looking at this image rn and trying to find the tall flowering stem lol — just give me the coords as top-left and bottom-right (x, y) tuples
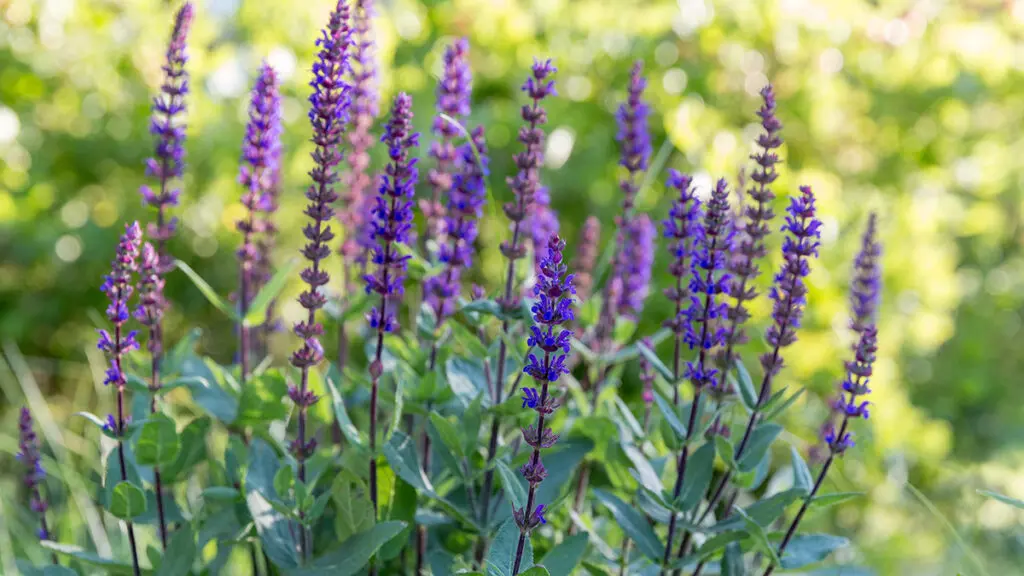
(477, 60), (556, 554)
(765, 216), (880, 576)
(684, 186), (823, 571)
(571, 216), (601, 303)
(662, 170), (700, 404)
(289, 3), (352, 561)
(138, 2), (191, 550)
(717, 85), (783, 372)
(512, 235), (576, 576)
(421, 39), (472, 258)
(615, 213), (655, 318)
(17, 407), (57, 564)
(97, 222), (143, 576)
(238, 63), (281, 385)
(337, 0), (379, 370)
(253, 67), (285, 358)
(662, 179), (732, 567)
(365, 93), (419, 520)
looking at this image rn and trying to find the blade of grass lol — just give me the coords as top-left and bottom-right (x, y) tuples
(905, 481), (989, 576)
(1, 341), (112, 557)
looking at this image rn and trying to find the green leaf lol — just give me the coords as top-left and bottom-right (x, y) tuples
(135, 414), (180, 467)
(790, 446), (814, 495)
(764, 388), (805, 422)
(636, 341), (673, 381)
(721, 541), (746, 576)
(678, 441), (716, 511)
(711, 489), (805, 533)
(778, 534), (849, 569)
(161, 328), (202, 378)
(737, 423), (782, 473)
(593, 489), (662, 561)
(495, 459), (527, 510)
(42, 542), (147, 575)
(494, 439), (592, 528)
(486, 518), (533, 576)
(624, 444), (661, 495)
(179, 357), (239, 423)
(244, 258), (297, 325)
(380, 477), (417, 560)
(731, 360), (758, 412)
(74, 411), (118, 439)
(519, 568), (551, 576)
(273, 465), (295, 499)
(103, 445), (142, 512)
(978, 489), (1024, 510)
(287, 521), (406, 576)
(332, 472), (375, 542)
(447, 357), (490, 407)
(41, 567), (79, 576)
(110, 481), (147, 519)
(430, 412), (465, 459)
(715, 435), (737, 471)
(653, 389), (686, 440)
(382, 430), (433, 493)
(246, 439), (300, 569)
(325, 370), (366, 449)
(201, 486), (241, 502)
(175, 259), (237, 319)
(161, 417), (210, 483)
(810, 492), (865, 510)
(734, 507), (780, 566)
(235, 369), (289, 426)
(155, 527), (196, 576)
(539, 533), (588, 576)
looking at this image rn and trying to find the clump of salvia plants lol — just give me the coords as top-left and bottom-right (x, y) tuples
(10, 2), (888, 575)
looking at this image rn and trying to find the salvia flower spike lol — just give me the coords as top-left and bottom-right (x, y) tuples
(512, 235), (576, 576)
(253, 64), (285, 352)
(615, 213), (655, 318)
(662, 169), (701, 402)
(423, 38), (472, 256)
(766, 213), (879, 576)
(97, 222), (143, 576)
(140, 1), (193, 274)
(529, 185), (560, 276)
(17, 407), (57, 563)
(478, 59), (556, 546)
(685, 185), (823, 569)
(365, 92), (420, 516)
(719, 84), (784, 372)
(663, 178), (733, 564)
(290, 0), (353, 487)
(571, 215), (601, 302)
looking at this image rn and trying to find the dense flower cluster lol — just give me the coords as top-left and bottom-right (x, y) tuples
(662, 170), (700, 375)
(139, 2), (193, 273)
(720, 85), (784, 368)
(499, 59), (556, 309)
(529, 186), (560, 276)
(571, 216), (601, 301)
(17, 407), (51, 541)
(424, 126), (488, 321)
(365, 93), (419, 332)
(615, 213), (655, 318)
(97, 223), (142, 406)
(760, 186), (822, 378)
(615, 60), (652, 210)
(134, 243), (166, 359)
(250, 63), (284, 336)
(423, 39), (472, 247)
(514, 235), (575, 573)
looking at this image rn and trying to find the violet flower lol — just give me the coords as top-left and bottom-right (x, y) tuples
(339, 0), (379, 268)
(719, 85), (783, 369)
(238, 63), (281, 376)
(662, 170), (700, 401)
(767, 214), (880, 576)
(513, 234), (575, 576)
(529, 186), (560, 277)
(615, 213), (655, 318)
(364, 92), (419, 515)
(476, 61), (556, 549)
(17, 407), (56, 559)
(571, 215), (601, 302)
(140, 2), (193, 274)
(253, 65), (285, 348)
(663, 179), (733, 564)
(289, 0), (353, 488)
(423, 38), (472, 255)
(424, 126), (489, 328)
(97, 221), (143, 574)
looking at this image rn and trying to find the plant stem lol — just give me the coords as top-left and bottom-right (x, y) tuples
(113, 325), (141, 576)
(511, 352), (551, 576)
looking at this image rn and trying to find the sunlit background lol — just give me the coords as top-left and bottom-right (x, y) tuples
(3, 0), (1024, 573)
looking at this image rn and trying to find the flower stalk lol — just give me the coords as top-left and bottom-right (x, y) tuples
(17, 407), (58, 564)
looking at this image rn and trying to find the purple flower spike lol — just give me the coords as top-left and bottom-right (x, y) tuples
(760, 186), (822, 378)
(141, 2), (193, 273)
(662, 170), (701, 368)
(134, 243), (167, 358)
(850, 214), (881, 334)
(290, 0), (353, 486)
(529, 186), (560, 276)
(572, 216), (601, 302)
(720, 84), (784, 369)
(615, 214), (655, 318)
(17, 407), (53, 544)
(364, 93), (419, 332)
(425, 126), (489, 323)
(339, 0), (380, 267)
(500, 59), (557, 310)
(423, 38), (473, 247)
(616, 60), (652, 207)
(513, 235), (575, 573)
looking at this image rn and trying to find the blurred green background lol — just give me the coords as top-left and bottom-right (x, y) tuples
(3, 0), (1024, 573)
